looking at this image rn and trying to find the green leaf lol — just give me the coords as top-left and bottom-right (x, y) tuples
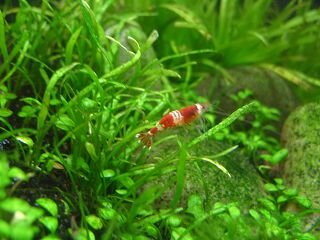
(260, 64), (312, 89)
(145, 224), (159, 238)
(118, 176), (134, 189)
(102, 169), (115, 178)
(0, 108), (13, 117)
(228, 205), (241, 218)
(0, 198), (30, 212)
(8, 167), (29, 181)
(283, 188), (298, 197)
(65, 27), (82, 64)
(55, 115), (75, 131)
(101, 36), (141, 80)
(25, 207), (44, 223)
(258, 198), (276, 211)
(259, 209), (272, 220)
(295, 196), (312, 208)
(189, 102), (258, 147)
(80, 97), (98, 113)
(270, 149), (288, 164)
(0, 219), (10, 237)
(39, 216), (58, 233)
(16, 136), (34, 147)
(264, 183), (278, 192)
(20, 97), (41, 106)
(171, 226), (193, 240)
(97, 207), (116, 220)
(277, 195), (288, 204)
(36, 198), (58, 217)
(18, 105), (38, 118)
(37, 63), (79, 131)
(10, 222), (38, 240)
(74, 228), (95, 240)
(116, 189), (127, 195)
(274, 178), (283, 186)
(198, 158), (231, 177)
(85, 142), (97, 160)
(41, 235), (60, 240)
(171, 143), (187, 208)
(0, 31), (28, 77)
(86, 215), (103, 230)
(0, 10), (8, 62)
(163, 4), (211, 39)
(249, 209), (260, 221)
(167, 215), (181, 227)
(186, 195), (205, 219)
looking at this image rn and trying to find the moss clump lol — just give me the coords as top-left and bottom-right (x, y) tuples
(282, 102), (320, 208)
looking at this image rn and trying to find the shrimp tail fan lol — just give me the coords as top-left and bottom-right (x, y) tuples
(136, 132), (153, 149)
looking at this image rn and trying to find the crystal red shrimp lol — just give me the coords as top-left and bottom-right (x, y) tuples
(136, 103), (208, 148)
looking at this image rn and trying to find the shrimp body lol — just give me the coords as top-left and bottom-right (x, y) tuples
(136, 103), (208, 148)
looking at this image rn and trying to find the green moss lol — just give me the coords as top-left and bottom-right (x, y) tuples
(282, 102), (320, 208)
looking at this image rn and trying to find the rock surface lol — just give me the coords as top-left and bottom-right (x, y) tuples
(197, 66), (299, 126)
(142, 128), (265, 209)
(281, 102), (320, 208)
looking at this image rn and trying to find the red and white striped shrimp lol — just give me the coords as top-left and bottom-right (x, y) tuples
(136, 103), (208, 148)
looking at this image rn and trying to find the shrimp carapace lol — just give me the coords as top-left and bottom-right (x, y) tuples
(136, 103), (208, 148)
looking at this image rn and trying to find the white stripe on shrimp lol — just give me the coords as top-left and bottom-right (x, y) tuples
(170, 110), (183, 124)
(195, 103), (205, 114)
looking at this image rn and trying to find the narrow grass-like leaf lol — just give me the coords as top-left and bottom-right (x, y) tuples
(199, 157), (231, 178)
(1, 40), (30, 84)
(65, 27), (82, 65)
(80, 0), (110, 64)
(189, 101), (259, 147)
(180, 205), (227, 239)
(268, 10), (320, 38)
(202, 59), (234, 84)
(105, 35), (135, 55)
(0, 10), (8, 63)
(143, 30), (159, 51)
(156, 49), (216, 65)
(127, 187), (158, 223)
(209, 145), (238, 159)
(37, 63), (79, 131)
(170, 142), (187, 208)
(217, 0), (236, 45)
(80, 0), (100, 47)
(260, 64), (316, 88)
(163, 4), (211, 39)
(0, 31), (28, 77)
(101, 37), (141, 81)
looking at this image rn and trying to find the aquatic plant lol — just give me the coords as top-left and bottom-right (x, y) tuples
(0, 0), (319, 239)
